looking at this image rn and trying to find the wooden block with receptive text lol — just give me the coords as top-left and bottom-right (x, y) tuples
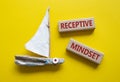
(58, 18), (95, 32)
(66, 39), (104, 64)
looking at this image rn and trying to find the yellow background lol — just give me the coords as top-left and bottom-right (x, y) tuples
(0, 0), (120, 82)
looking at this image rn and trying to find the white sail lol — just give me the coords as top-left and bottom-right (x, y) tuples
(25, 8), (50, 57)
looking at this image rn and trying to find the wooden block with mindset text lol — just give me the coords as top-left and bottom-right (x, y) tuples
(66, 39), (104, 64)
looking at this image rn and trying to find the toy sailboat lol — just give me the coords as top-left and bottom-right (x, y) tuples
(15, 8), (64, 66)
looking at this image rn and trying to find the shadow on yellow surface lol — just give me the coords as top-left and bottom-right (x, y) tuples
(15, 64), (62, 73)
(66, 50), (98, 68)
(59, 29), (95, 38)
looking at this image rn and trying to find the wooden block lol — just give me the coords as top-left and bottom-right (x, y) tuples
(66, 39), (104, 64)
(58, 18), (95, 32)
